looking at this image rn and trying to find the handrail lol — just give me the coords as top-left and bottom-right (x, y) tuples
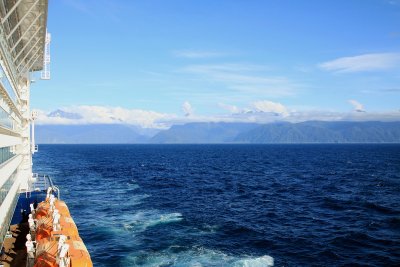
(30, 173), (59, 199)
(52, 185), (60, 199)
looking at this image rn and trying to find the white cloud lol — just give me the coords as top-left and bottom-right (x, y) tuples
(36, 105), (174, 129)
(35, 104), (400, 130)
(218, 100), (289, 117)
(218, 103), (241, 114)
(182, 101), (193, 117)
(319, 53), (400, 73)
(348, 100), (365, 112)
(173, 50), (225, 59)
(252, 100), (289, 116)
(182, 63), (296, 97)
(183, 63), (268, 73)
(169, 108), (400, 125)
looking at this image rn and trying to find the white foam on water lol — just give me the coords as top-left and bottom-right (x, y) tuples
(234, 255), (274, 267)
(128, 194), (150, 206)
(198, 224), (219, 234)
(121, 211), (183, 233)
(123, 247), (229, 267)
(112, 188), (131, 194)
(127, 183), (140, 190)
(123, 247), (274, 267)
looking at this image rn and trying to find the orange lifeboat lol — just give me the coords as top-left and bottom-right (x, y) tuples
(36, 216), (79, 241)
(34, 236), (93, 267)
(35, 200), (71, 220)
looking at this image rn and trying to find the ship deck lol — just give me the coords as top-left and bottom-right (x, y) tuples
(1, 175), (53, 267)
(0, 223), (29, 267)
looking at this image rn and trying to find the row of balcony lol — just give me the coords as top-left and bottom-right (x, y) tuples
(0, 105), (12, 129)
(0, 183), (18, 250)
(0, 146), (15, 165)
(0, 170), (17, 207)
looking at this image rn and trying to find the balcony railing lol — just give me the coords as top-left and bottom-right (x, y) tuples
(0, 146), (16, 165)
(0, 105), (13, 130)
(30, 173), (59, 199)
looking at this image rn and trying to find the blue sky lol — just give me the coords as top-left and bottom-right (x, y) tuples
(32, 0), (400, 126)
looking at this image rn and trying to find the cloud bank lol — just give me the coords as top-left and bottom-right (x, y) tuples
(252, 100), (289, 116)
(348, 100), (365, 112)
(36, 105), (174, 129)
(35, 102), (400, 129)
(319, 53), (400, 73)
(182, 101), (193, 117)
(182, 63), (297, 97)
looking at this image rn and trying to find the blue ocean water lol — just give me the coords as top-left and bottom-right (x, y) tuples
(33, 144), (400, 267)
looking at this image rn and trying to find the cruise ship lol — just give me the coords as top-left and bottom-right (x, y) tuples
(0, 1), (91, 266)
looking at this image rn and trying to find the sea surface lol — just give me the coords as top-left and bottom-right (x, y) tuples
(33, 144), (400, 267)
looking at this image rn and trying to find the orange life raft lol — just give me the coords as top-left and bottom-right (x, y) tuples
(35, 200), (71, 220)
(34, 236), (93, 267)
(36, 216), (79, 241)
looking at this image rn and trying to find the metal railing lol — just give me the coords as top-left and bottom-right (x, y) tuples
(30, 173), (59, 199)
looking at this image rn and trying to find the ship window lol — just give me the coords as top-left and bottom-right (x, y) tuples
(0, 192), (18, 250)
(0, 170), (17, 207)
(0, 170), (18, 249)
(0, 106), (13, 129)
(0, 65), (17, 104)
(0, 146), (15, 165)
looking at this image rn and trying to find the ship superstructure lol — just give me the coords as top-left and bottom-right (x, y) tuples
(0, 0), (48, 250)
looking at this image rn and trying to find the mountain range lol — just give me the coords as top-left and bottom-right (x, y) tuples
(36, 124), (157, 144)
(36, 121), (400, 144)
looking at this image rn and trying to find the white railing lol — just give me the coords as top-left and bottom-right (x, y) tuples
(30, 173), (59, 199)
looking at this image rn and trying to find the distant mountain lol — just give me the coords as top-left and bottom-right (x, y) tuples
(151, 122), (260, 143)
(151, 121), (400, 144)
(234, 121), (400, 143)
(36, 121), (400, 144)
(36, 124), (158, 144)
(48, 109), (82, 120)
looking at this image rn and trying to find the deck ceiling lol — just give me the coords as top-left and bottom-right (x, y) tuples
(0, 0), (48, 74)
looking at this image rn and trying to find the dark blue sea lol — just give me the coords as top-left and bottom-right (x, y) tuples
(33, 144), (400, 267)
